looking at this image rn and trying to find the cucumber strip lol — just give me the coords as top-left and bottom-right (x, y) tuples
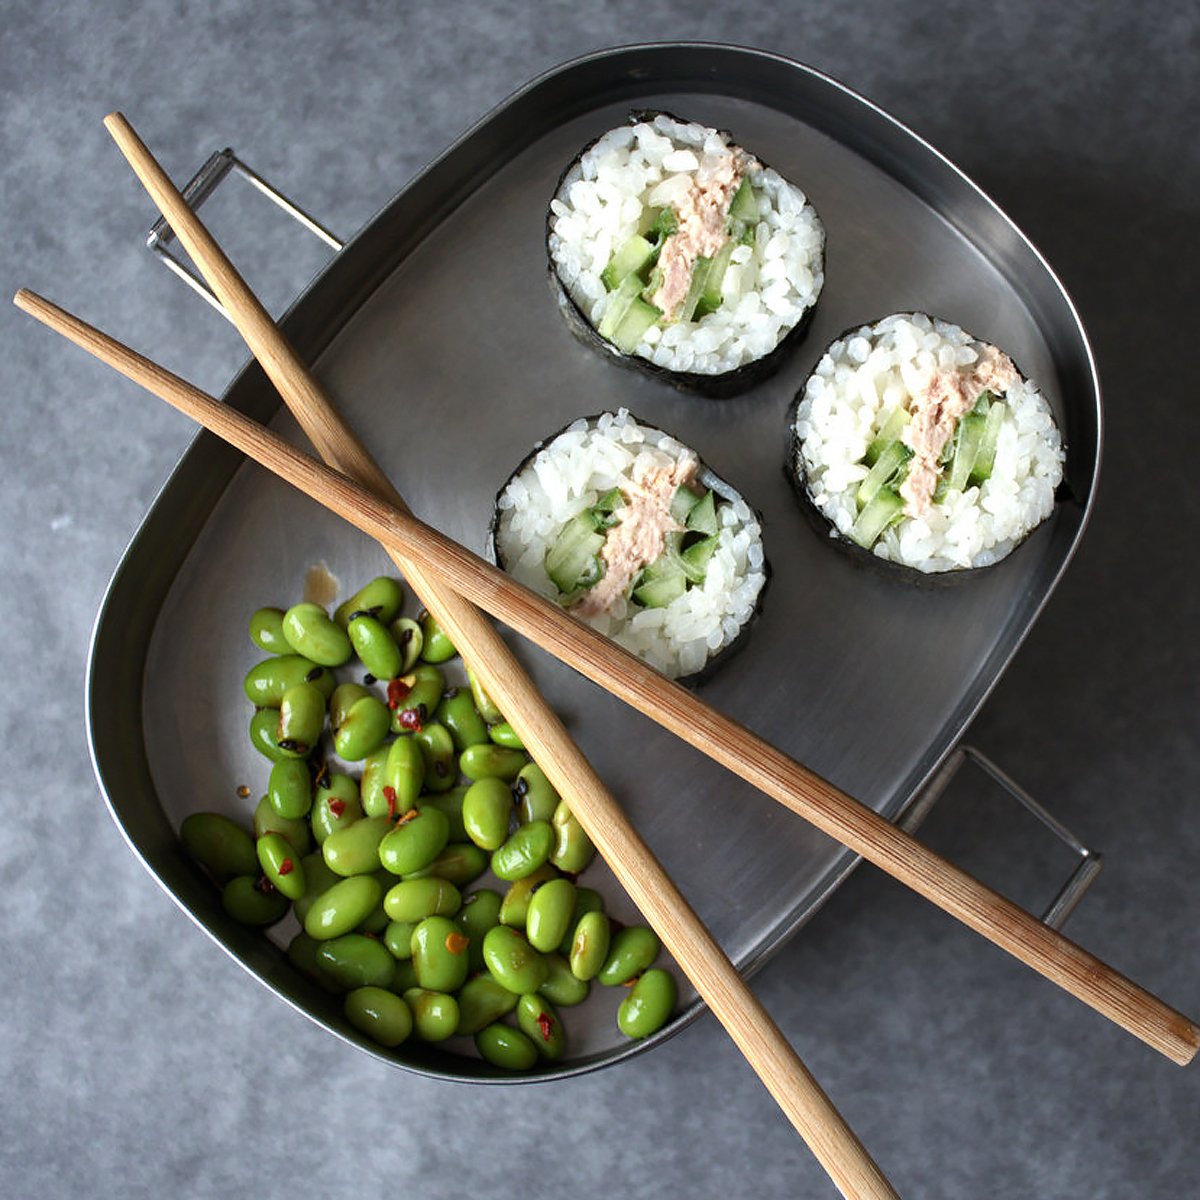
(685, 489), (718, 536)
(864, 407), (911, 466)
(695, 239), (737, 318)
(969, 402), (1007, 485)
(611, 297), (660, 353)
(679, 534), (718, 581)
(856, 440), (913, 510)
(849, 488), (905, 549)
(728, 177), (758, 223)
(593, 487), (625, 515)
(947, 411), (986, 493)
(669, 485), (701, 524)
(675, 256), (712, 324)
(601, 235), (656, 292)
(598, 274), (642, 340)
(544, 513), (606, 594)
(632, 557), (687, 608)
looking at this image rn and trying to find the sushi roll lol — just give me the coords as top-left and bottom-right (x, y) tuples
(547, 112), (825, 397)
(790, 313), (1065, 575)
(491, 410), (768, 680)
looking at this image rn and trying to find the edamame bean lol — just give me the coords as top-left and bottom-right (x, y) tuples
(287, 931), (343, 994)
(498, 866), (557, 927)
(403, 988), (459, 1042)
(415, 722), (457, 793)
(267, 758), (312, 820)
(312, 774), (362, 844)
(243, 654), (335, 707)
(256, 832), (306, 900)
(378, 807), (450, 876)
(617, 968), (676, 1039)
(526, 877), (576, 954)
(248, 606), (288, 654)
(556, 886), (604, 954)
(278, 682), (325, 756)
(304, 874), (383, 940)
(568, 911), (610, 981)
(333, 695), (391, 761)
(598, 926), (660, 986)
(491, 820), (553, 882)
(334, 576), (404, 629)
(460, 743), (527, 783)
(383, 736), (424, 812)
(253, 794), (312, 855)
(513, 763), (559, 824)
(316, 934), (396, 990)
(465, 663), (503, 724)
(180, 812), (258, 881)
(359, 746), (391, 818)
(416, 786), (468, 842)
(383, 876), (461, 922)
(322, 815), (391, 877)
(282, 602), (353, 667)
(347, 613), (404, 680)
(388, 664), (443, 732)
(383, 920), (417, 960)
(549, 801), (595, 874)
(344, 986), (411, 1047)
(293, 852), (340, 925)
(359, 870), (393, 934)
(487, 721), (524, 749)
(405, 842), (489, 887)
(418, 611), (456, 663)
(435, 688), (489, 752)
(455, 975), (517, 1035)
(249, 707), (304, 762)
(410, 916), (470, 993)
(482, 925), (548, 994)
(455, 888), (502, 972)
(329, 682), (372, 730)
(221, 876), (289, 926)
(516, 993), (565, 1061)
(461, 777), (512, 851)
(388, 617), (423, 674)
(538, 953), (590, 1007)
(475, 1023), (537, 1071)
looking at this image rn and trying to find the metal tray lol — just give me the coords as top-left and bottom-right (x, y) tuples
(87, 43), (1101, 1081)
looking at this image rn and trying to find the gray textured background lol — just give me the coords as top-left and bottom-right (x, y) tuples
(3, 3), (1197, 1198)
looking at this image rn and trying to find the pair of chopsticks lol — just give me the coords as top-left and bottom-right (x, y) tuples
(17, 112), (1197, 1200)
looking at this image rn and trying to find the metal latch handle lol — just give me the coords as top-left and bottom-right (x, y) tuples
(146, 149), (343, 319)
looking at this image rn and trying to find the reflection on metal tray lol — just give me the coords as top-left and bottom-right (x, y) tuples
(86, 44), (1100, 1082)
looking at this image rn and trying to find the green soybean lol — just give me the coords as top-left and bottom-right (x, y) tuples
(256, 832), (306, 900)
(344, 986), (411, 1047)
(617, 968), (676, 1039)
(221, 876), (289, 925)
(418, 611), (456, 663)
(538, 953), (590, 1007)
(516, 993), (565, 1061)
(277, 681), (325, 756)
(322, 815), (391, 877)
(282, 602), (353, 667)
(498, 866), (557, 927)
(243, 654), (334, 707)
(312, 773), (362, 844)
(249, 707), (304, 762)
(475, 1023), (537, 1071)
(333, 695), (391, 761)
(359, 746), (392, 818)
(514, 763), (560, 824)
(598, 925), (660, 986)
(482, 925), (548, 994)
(526, 877), (576, 954)
(415, 722), (457, 793)
(557, 887), (605, 955)
(487, 721), (524, 749)
(287, 931), (344, 994)
(460, 743), (527, 783)
(267, 758), (312, 820)
(348, 613), (404, 680)
(359, 870), (393, 934)
(461, 777), (512, 851)
(455, 888), (502, 972)
(329, 682), (372, 730)
(384, 876), (461, 922)
(383, 735), (424, 812)
(180, 812), (258, 881)
(465, 663), (504, 724)
(378, 807), (450, 876)
(491, 820), (553, 882)
(304, 874), (383, 940)
(293, 852), (341, 925)
(253, 794), (312, 855)
(568, 911), (611, 981)
(389, 664), (443, 731)
(550, 801), (595, 874)
(410, 915), (471, 993)
(404, 988), (460, 1042)
(334, 576), (405, 628)
(316, 934), (395, 990)
(383, 920), (417, 959)
(389, 617), (424, 674)
(435, 688), (490, 752)
(455, 975), (517, 1035)
(405, 842), (489, 887)
(416, 787), (468, 842)
(248, 606), (288, 654)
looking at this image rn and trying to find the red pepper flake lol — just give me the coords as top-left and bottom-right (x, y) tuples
(383, 785), (398, 821)
(396, 707), (423, 732)
(444, 932), (470, 955)
(386, 677), (413, 710)
(328, 798), (347, 818)
(278, 858), (294, 876)
(397, 808), (420, 826)
(254, 875), (277, 895)
(536, 1012), (555, 1042)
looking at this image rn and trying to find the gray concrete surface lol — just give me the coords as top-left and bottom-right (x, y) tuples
(2, 3), (1197, 1197)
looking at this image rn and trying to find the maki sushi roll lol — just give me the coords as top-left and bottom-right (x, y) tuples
(790, 313), (1065, 574)
(491, 410), (767, 680)
(547, 113), (825, 397)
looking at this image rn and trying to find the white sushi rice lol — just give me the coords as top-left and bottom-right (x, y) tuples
(548, 114), (825, 376)
(792, 313), (1065, 573)
(493, 410), (767, 678)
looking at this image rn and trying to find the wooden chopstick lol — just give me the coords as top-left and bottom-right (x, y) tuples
(93, 113), (899, 1200)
